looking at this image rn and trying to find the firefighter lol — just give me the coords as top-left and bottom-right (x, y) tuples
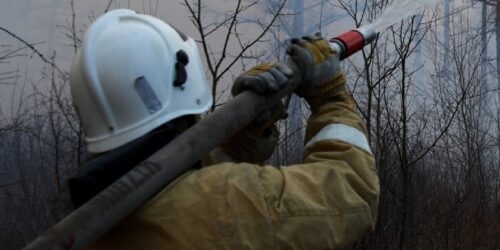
(69, 9), (379, 249)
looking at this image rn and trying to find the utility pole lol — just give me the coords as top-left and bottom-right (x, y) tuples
(479, 0), (489, 138)
(444, 0), (450, 69)
(496, 0), (500, 168)
(287, 0), (305, 164)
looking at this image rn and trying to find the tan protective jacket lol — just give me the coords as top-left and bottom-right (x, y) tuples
(91, 95), (379, 249)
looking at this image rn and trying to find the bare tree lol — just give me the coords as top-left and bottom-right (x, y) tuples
(182, 0), (288, 111)
(332, 1), (495, 248)
(3, 1), (500, 249)
(0, 2), (102, 248)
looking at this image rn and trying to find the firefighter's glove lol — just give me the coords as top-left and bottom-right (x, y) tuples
(232, 63), (293, 95)
(221, 63), (293, 163)
(232, 63), (292, 127)
(287, 33), (348, 109)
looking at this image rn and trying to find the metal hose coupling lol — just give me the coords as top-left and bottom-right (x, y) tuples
(329, 26), (377, 60)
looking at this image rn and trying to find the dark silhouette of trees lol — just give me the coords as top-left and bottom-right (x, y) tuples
(1, 1), (500, 249)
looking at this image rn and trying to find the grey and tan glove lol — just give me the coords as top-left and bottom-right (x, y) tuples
(231, 63), (293, 125)
(217, 63), (293, 164)
(287, 33), (352, 110)
(231, 63), (293, 95)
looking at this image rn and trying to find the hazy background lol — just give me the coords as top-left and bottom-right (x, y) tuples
(0, 1), (197, 114)
(0, 0), (352, 114)
(2, 0), (500, 249)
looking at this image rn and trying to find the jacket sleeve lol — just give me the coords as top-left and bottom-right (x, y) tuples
(202, 124), (280, 165)
(203, 102), (284, 165)
(90, 95), (379, 250)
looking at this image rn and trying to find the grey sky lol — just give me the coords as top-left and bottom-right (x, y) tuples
(0, 0), (194, 69)
(0, 0), (196, 114)
(0, 0), (357, 115)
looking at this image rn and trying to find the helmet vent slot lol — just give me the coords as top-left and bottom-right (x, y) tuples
(134, 76), (163, 114)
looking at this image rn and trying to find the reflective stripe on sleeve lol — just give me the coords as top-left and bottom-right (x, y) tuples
(305, 123), (373, 154)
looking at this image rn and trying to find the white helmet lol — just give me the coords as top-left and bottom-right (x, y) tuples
(70, 9), (212, 153)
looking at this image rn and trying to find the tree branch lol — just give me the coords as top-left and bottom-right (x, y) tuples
(0, 27), (66, 77)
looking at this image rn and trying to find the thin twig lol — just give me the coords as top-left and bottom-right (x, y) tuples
(71, 0), (78, 54)
(0, 27), (66, 77)
(105, 0), (114, 12)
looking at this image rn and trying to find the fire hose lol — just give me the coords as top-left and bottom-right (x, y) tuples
(23, 27), (377, 250)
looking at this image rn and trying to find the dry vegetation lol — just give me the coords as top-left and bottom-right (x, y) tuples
(0, 0), (499, 249)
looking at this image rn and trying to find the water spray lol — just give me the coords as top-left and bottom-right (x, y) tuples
(326, 0), (439, 59)
(329, 26), (378, 60)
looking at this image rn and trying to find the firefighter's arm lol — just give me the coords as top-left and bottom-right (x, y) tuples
(167, 34), (378, 248)
(208, 34), (378, 247)
(220, 93), (378, 248)
(213, 46), (378, 247)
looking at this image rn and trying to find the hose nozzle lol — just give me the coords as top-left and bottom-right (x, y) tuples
(329, 26), (377, 60)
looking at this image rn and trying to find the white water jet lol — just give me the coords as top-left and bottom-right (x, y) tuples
(365, 0), (442, 33)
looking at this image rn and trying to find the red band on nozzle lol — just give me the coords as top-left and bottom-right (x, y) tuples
(331, 30), (365, 59)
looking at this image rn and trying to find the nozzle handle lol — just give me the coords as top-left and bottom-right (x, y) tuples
(329, 27), (377, 60)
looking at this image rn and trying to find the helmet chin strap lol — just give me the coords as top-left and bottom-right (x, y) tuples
(68, 115), (197, 208)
